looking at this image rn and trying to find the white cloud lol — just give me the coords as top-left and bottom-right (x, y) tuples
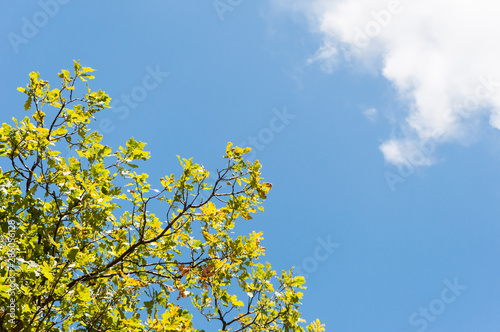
(363, 107), (378, 122)
(379, 138), (436, 167)
(275, 0), (500, 166)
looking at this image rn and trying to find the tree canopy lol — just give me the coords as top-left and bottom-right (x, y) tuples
(0, 61), (324, 332)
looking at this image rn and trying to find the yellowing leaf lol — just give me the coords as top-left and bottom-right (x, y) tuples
(0, 284), (11, 299)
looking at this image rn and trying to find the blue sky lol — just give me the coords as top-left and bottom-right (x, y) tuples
(2, 0), (500, 331)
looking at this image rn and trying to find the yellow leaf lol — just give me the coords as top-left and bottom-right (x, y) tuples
(0, 284), (11, 299)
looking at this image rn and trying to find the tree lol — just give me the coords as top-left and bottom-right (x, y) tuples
(0, 61), (324, 332)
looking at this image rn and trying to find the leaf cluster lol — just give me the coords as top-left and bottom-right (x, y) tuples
(0, 61), (324, 332)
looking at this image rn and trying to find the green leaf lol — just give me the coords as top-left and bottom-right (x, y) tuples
(64, 247), (79, 261)
(143, 299), (154, 316)
(75, 284), (91, 303)
(24, 96), (32, 110)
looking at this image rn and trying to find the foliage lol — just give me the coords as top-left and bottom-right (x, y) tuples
(0, 61), (324, 332)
